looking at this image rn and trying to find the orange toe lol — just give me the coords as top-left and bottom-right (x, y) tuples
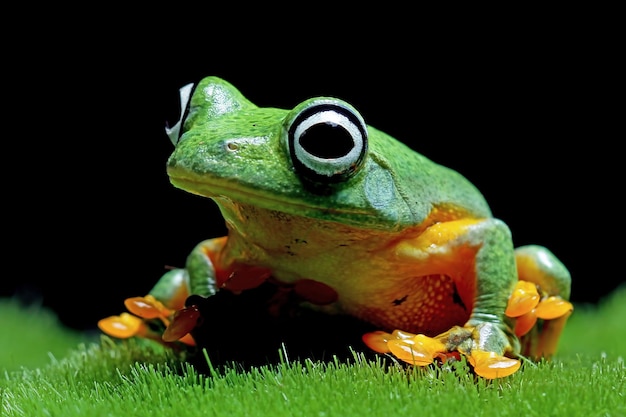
(388, 334), (446, 366)
(514, 309), (538, 337)
(534, 296), (573, 320)
(98, 312), (144, 339)
(124, 296), (172, 320)
(469, 350), (521, 379)
(506, 281), (540, 317)
(362, 331), (394, 353)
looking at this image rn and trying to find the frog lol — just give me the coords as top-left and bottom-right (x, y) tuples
(99, 76), (573, 379)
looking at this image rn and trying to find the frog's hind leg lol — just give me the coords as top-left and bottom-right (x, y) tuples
(505, 245), (573, 359)
(98, 237), (227, 346)
(98, 268), (196, 346)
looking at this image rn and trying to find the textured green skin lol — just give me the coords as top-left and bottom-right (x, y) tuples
(155, 76), (571, 357)
(167, 77), (491, 230)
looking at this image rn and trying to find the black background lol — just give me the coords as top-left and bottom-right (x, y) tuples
(2, 11), (622, 332)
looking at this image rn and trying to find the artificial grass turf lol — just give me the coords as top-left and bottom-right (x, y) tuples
(1, 286), (625, 417)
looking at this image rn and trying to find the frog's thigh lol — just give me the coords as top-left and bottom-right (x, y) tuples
(396, 218), (517, 319)
(185, 236), (228, 297)
(515, 245), (571, 299)
(144, 237), (227, 308)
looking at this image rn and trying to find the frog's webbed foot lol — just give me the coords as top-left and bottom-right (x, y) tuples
(507, 245), (573, 359)
(362, 278), (573, 379)
(505, 280), (573, 359)
(98, 239), (227, 347)
(98, 267), (201, 346)
(98, 294), (198, 346)
(363, 323), (521, 379)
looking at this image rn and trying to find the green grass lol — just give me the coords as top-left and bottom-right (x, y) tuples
(1, 287), (625, 417)
(0, 299), (93, 372)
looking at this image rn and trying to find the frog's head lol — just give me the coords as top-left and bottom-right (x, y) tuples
(165, 76), (426, 230)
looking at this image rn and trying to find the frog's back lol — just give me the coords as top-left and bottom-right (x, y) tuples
(367, 127), (493, 226)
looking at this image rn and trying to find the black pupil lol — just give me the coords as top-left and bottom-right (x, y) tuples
(299, 122), (354, 159)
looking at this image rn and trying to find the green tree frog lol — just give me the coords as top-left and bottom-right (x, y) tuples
(99, 76), (572, 379)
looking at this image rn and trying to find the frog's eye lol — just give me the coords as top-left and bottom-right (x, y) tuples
(286, 101), (368, 184)
(165, 82), (195, 146)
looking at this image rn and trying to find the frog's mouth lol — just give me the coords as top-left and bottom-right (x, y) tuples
(167, 172), (392, 230)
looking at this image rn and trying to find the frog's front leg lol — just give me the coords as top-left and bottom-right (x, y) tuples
(98, 237), (229, 346)
(364, 218), (522, 378)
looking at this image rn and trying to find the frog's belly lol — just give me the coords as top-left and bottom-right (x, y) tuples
(220, 203), (473, 335)
(261, 242), (473, 335)
(344, 273), (471, 336)
(274, 269), (472, 336)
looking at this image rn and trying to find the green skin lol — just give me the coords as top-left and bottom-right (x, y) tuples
(151, 76), (571, 358)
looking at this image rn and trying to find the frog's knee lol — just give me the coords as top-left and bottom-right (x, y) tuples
(148, 268), (190, 310)
(471, 217), (511, 236)
(515, 245), (571, 299)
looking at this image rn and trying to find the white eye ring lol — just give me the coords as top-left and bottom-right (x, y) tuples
(165, 83), (195, 146)
(293, 110), (364, 177)
(286, 100), (368, 183)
